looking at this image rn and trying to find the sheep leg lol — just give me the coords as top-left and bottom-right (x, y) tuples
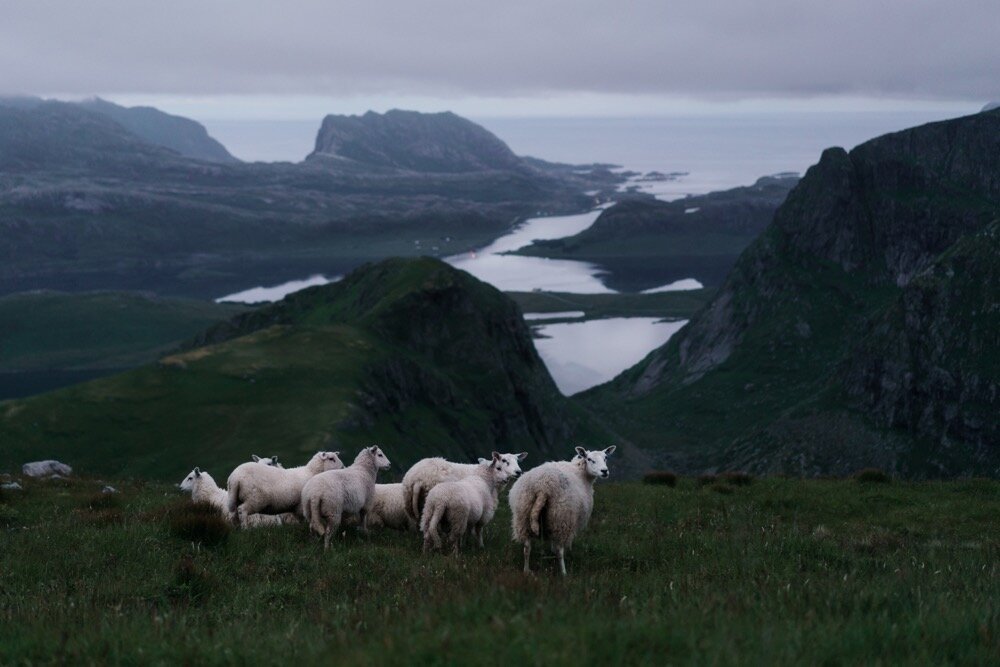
(323, 512), (342, 551)
(557, 546), (566, 576)
(522, 541), (532, 574)
(476, 524), (485, 549)
(358, 508), (370, 537)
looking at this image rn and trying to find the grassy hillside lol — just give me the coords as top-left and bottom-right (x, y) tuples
(508, 288), (714, 321)
(1, 475), (997, 664)
(0, 259), (605, 480)
(0, 291), (246, 371)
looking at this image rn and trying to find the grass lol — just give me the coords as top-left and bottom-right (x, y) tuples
(1, 476), (998, 664)
(508, 289), (714, 321)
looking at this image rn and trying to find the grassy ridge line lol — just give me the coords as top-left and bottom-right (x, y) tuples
(0, 476), (997, 664)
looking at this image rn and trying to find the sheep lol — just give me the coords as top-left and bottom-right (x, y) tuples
(301, 446), (391, 549)
(365, 483), (418, 531)
(509, 445), (616, 576)
(420, 452), (514, 554)
(178, 467), (299, 527)
(251, 454), (282, 468)
(402, 452), (528, 522)
(227, 451), (343, 526)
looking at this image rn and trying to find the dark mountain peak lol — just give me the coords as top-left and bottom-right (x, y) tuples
(76, 97), (238, 163)
(308, 109), (525, 172)
(982, 102), (1000, 113)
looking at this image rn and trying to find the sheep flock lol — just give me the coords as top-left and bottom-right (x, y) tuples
(179, 444), (617, 575)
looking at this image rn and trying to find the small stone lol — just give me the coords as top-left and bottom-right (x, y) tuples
(101, 486), (118, 494)
(1, 482), (23, 491)
(22, 460), (73, 478)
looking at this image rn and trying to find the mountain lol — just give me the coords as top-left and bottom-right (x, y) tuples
(514, 174), (799, 291)
(982, 102), (1000, 112)
(586, 110), (1000, 477)
(0, 104), (612, 299)
(308, 109), (526, 172)
(76, 97), (238, 163)
(0, 258), (609, 480)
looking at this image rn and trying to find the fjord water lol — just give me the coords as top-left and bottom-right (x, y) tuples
(533, 317), (688, 395)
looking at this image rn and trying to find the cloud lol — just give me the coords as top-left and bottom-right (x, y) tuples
(2, 0), (997, 101)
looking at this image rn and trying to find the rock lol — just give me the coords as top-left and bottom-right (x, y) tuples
(101, 485), (118, 494)
(1, 482), (22, 491)
(22, 460), (73, 478)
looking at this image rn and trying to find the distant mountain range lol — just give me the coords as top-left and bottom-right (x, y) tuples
(0, 100), (617, 298)
(588, 108), (1000, 477)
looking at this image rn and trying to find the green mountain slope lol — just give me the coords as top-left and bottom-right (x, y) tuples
(0, 259), (606, 480)
(585, 111), (1000, 477)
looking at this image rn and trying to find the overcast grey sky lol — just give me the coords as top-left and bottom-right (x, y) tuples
(2, 0), (996, 117)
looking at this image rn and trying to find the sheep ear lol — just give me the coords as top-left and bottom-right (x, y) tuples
(369, 446), (378, 453)
(252, 455), (261, 462)
(271, 455), (279, 463)
(604, 445), (617, 456)
(517, 452), (528, 461)
(491, 451), (501, 462)
(477, 458), (489, 464)
(575, 446), (587, 457)
(194, 467), (201, 476)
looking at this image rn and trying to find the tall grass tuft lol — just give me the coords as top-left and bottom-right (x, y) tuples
(167, 555), (216, 603)
(168, 501), (231, 547)
(643, 471), (678, 487)
(854, 468), (891, 484)
(697, 474), (717, 487)
(720, 471), (753, 486)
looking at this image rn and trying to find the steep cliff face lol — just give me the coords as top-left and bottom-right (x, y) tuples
(844, 222), (999, 461)
(308, 109), (525, 173)
(589, 110), (1000, 476)
(0, 259), (595, 479)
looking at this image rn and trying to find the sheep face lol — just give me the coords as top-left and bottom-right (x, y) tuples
(368, 446), (391, 470)
(178, 467), (202, 491)
(489, 452), (517, 485)
(496, 452), (528, 479)
(319, 451), (345, 470)
(574, 446), (617, 479)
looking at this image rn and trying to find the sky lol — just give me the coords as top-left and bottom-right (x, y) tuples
(1, 0), (997, 119)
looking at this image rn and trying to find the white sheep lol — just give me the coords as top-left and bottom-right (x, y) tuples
(402, 452), (527, 522)
(420, 452), (514, 554)
(301, 446), (391, 549)
(227, 451), (343, 525)
(365, 483), (418, 531)
(509, 445), (616, 576)
(251, 454), (282, 468)
(177, 467), (299, 527)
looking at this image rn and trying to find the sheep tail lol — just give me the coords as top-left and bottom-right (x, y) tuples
(529, 490), (548, 538)
(421, 501), (445, 543)
(227, 479), (241, 516)
(308, 496), (326, 536)
(408, 482), (423, 522)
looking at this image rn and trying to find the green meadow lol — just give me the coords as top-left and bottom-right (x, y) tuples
(1, 475), (997, 665)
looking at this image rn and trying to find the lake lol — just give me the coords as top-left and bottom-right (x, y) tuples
(532, 317), (688, 395)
